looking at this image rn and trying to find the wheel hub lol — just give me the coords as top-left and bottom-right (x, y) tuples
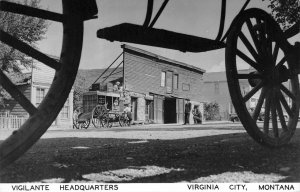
(267, 65), (289, 86)
(248, 71), (261, 87)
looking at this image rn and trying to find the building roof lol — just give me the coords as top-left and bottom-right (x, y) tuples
(121, 44), (206, 74)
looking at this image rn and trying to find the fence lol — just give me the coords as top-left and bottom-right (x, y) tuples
(0, 115), (28, 129)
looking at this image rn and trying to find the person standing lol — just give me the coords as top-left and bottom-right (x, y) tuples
(184, 99), (191, 125)
(123, 104), (132, 125)
(113, 81), (120, 92)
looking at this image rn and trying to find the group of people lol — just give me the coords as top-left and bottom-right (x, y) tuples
(184, 99), (202, 125)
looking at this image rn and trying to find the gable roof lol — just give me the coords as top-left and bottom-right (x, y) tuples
(121, 44), (206, 74)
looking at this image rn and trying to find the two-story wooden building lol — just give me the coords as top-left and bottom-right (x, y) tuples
(89, 44), (206, 124)
(0, 58), (73, 128)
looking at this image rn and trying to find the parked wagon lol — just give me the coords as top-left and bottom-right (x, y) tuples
(73, 90), (130, 129)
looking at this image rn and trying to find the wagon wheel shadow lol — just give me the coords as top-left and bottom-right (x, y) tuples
(0, 131), (299, 183)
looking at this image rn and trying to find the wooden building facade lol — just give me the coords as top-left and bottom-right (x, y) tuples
(91, 44), (206, 124)
(1, 60), (73, 128)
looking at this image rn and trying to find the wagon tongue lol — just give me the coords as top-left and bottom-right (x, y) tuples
(97, 23), (225, 53)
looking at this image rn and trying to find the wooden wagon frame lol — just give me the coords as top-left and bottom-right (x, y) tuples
(73, 90), (130, 129)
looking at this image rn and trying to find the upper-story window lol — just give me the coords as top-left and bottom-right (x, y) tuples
(173, 74), (178, 90)
(161, 71), (166, 87)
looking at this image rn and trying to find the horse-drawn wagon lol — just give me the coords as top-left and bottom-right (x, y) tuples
(73, 90), (130, 129)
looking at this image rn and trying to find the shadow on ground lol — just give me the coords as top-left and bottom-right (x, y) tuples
(0, 130), (299, 183)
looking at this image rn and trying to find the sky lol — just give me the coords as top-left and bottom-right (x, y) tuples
(36, 0), (299, 72)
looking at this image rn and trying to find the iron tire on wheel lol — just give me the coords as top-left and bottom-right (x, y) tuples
(226, 8), (300, 147)
(119, 114), (130, 127)
(92, 105), (107, 128)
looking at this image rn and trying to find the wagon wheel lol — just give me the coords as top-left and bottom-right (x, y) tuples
(119, 113), (130, 127)
(102, 114), (112, 128)
(92, 105), (108, 128)
(0, 0), (97, 168)
(226, 8), (300, 147)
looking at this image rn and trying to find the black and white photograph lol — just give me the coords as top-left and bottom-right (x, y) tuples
(0, 0), (299, 190)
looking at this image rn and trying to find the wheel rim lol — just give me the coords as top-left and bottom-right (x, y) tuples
(226, 8), (300, 147)
(92, 105), (102, 128)
(92, 105), (107, 128)
(0, 0), (89, 168)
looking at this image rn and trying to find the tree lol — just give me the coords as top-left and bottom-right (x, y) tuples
(204, 101), (221, 121)
(0, 0), (48, 107)
(73, 74), (88, 110)
(263, 0), (300, 29)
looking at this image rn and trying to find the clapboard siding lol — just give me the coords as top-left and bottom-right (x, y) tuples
(124, 51), (204, 102)
(32, 62), (55, 84)
(6, 85), (31, 117)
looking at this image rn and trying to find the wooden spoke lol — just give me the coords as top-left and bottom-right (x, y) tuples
(280, 84), (296, 101)
(276, 56), (287, 68)
(0, 1), (64, 22)
(252, 87), (267, 121)
(263, 88), (272, 134)
(237, 49), (262, 72)
(236, 73), (262, 79)
(239, 32), (260, 63)
(276, 90), (288, 131)
(0, 30), (61, 71)
(0, 70), (37, 116)
(243, 80), (264, 102)
(272, 43), (279, 65)
(271, 91), (279, 137)
(246, 19), (262, 55)
(278, 91), (294, 118)
(226, 8), (299, 146)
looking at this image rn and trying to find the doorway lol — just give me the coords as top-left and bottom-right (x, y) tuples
(164, 98), (177, 124)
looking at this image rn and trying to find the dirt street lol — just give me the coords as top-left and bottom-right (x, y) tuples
(0, 123), (299, 183)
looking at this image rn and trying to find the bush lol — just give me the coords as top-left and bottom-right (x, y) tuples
(204, 102), (221, 121)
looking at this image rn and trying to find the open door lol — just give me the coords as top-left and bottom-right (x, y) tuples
(154, 95), (164, 123)
(176, 98), (184, 124)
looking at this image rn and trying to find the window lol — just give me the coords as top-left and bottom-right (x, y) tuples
(173, 74), (178, 89)
(60, 98), (69, 119)
(161, 71), (166, 87)
(36, 87), (46, 106)
(98, 95), (106, 105)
